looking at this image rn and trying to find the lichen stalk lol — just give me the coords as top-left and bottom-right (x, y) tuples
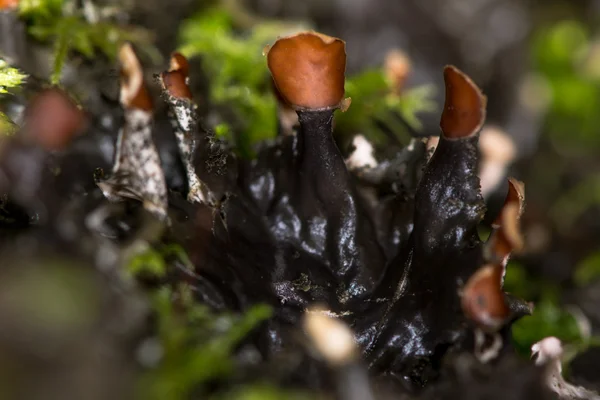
(159, 53), (214, 205)
(97, 43), (168, 220)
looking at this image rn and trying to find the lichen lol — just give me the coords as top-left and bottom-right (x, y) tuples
(0, 59), (27, 135)
(177, 7), (296, 157)
(1, 7), (598, 397)
(177, 7), (436, 156)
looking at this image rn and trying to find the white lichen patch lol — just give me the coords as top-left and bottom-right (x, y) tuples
(345, 135), (378, 171)
(165, 96), (214, 204)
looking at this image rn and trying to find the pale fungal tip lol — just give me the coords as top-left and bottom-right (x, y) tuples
(304, 308), (356, 365)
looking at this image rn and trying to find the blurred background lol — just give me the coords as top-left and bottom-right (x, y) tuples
(2, 0), (600, 397)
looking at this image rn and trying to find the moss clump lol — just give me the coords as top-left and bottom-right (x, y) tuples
(0, 59), (27, 93)
(337, 69), (436, 145)
(126, 243), (194, 279)
(178, 7), (300, 157)
(574, 251), (600, 286)
(18, 0), (156, 83)
(137, 288), (273, 399)
(533, 20), (600, 149)
(504, 262), (592, 356)
(0, 59), (27, 135)
(178, 7), (436, 157)
(126, 245), (284, 398)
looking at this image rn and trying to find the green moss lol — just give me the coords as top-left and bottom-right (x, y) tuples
(503, 261), (535, 300)
(533, 20), (600, 149)
(551, 175), (600, 231)
(178, 7), (296, 157)
(0, 59), (27, 135)
(127, 247), (168, 278)
(511, 298), (583, 356)
(292, 273), (313, 292)
(336, 70), (436, 145)
(138, 287), (272, 399)
(126, 243), (195, 278)
(178, 7), (434, 156)
(217, 384), (317, 400)
(504, 262), (586, 356)
(574, 251), (600, 286)
(0, 112), (18, 136)
(126, 244), (281, 398)
(19, 0), (63, 19)
(214, 122), (232, 138)
(19, 0), (156, 84)
(0, 59), (27, 94)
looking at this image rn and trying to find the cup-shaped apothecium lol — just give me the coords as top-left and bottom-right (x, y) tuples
(265, 31), (383, 291)
(412, 65), (487, 252)
(266, 31), (347, 111)
(160, 52), (193, 100)
(461, 264), (510, 332)
(119, 43), (153, 111)
(440, 66), (487, 139)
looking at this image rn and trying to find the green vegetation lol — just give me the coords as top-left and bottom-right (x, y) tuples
(137, 288), (272, 399)
(509, 18), (600, 362)
(126, 243), (194, 279)
(178, 7), (301, 157)
(126, 245), (298, 399)
(504, 261), (596, 357)
(530, 19), (600, 295)
(19, 0), (156, 84)
(2, 0), (155, 134)
(2, 2), (598, 394)
(534, 20), (600, 150)
(0, 59), (27, 135)
(214, 384), (316, 400)
(0, 112), (17, 136)
(511, 298), (583, 356)
(551, 174), (600, 232)
(337, 69), (436, 145)
(0, 59), (27, 94)
(178, 6), (436, 157)
(573, 251), (600, 287)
